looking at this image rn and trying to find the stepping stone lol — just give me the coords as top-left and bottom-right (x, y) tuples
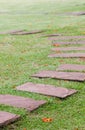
(49, 36), (85, 40)
(42, 34), (62, 37)
(11, 30), (44, 35)
(57, 64), (85, 72)
(32, 71), (85, 82)
(52, 41), (85, 45)
(16, 82), (77, 98)
(65, 11), (85, 16)
(53, 40), (85, 45)
(0, 95), (46, 112)
(52, 47), (85, 51)
(48, 53), (85, 58)
(0, 30), (25, 34)
(0, 111), (20, 127)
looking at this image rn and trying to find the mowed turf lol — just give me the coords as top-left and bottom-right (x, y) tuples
(0, 0), (85, 130)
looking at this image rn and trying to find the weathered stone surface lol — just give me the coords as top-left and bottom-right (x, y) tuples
(48, 53), (85, 58)
(32, 71), (85, 81)
(52, 41), (85, 45)
(0, 111), (20, 127)
(52, 47), (85, 51)
(57, 64), (85, 72)
(11, 30), (44, 35)
(49, 36), (85, 40)
(0, 30), (25, 34)
(42, 34), (62, 37)
(16, 82), (77, 98)
(53, 36), (85, 39)
(65, 11), (85, 16)
(0, 95), (46, 112)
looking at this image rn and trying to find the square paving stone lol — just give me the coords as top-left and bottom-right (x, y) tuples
(52, 47), (85, 51)
(48, 53), (85, 58)
(57, 64), (85, 72)
(0, 111), (20, 127)
(32, 71), (85, 81)
(16, 82), (77, 98)
(0, 95), (46, 112)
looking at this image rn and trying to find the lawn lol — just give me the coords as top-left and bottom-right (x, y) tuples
(0, 0), (85, 130)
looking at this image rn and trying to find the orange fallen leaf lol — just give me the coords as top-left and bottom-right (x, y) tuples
(42, 118), (53, 122)
(23, 128), (27, 130)
(53, 44), (60, 47)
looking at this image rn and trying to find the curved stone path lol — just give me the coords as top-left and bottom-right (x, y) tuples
(1, 34), (85, 127)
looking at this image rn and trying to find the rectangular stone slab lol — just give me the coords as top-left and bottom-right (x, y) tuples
(57, 64), (85, 71)
(0, 30), (25, 34)
(48, 53), (85, 58)
(52, 41), (85, 45)
(65, 11), (85, 16)
(42, 34), (62, 37)
(0, 111), (20, 127)
(16, 82), (77, 98)
(0, 95), (46, 112)
(52, 47), (85, 51)
(32, 71), (85, 81)
(49, 36), (85, 40)
(11, 30), (44, 35)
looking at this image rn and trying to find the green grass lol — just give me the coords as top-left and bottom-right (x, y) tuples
(0, 0), (85, 130)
